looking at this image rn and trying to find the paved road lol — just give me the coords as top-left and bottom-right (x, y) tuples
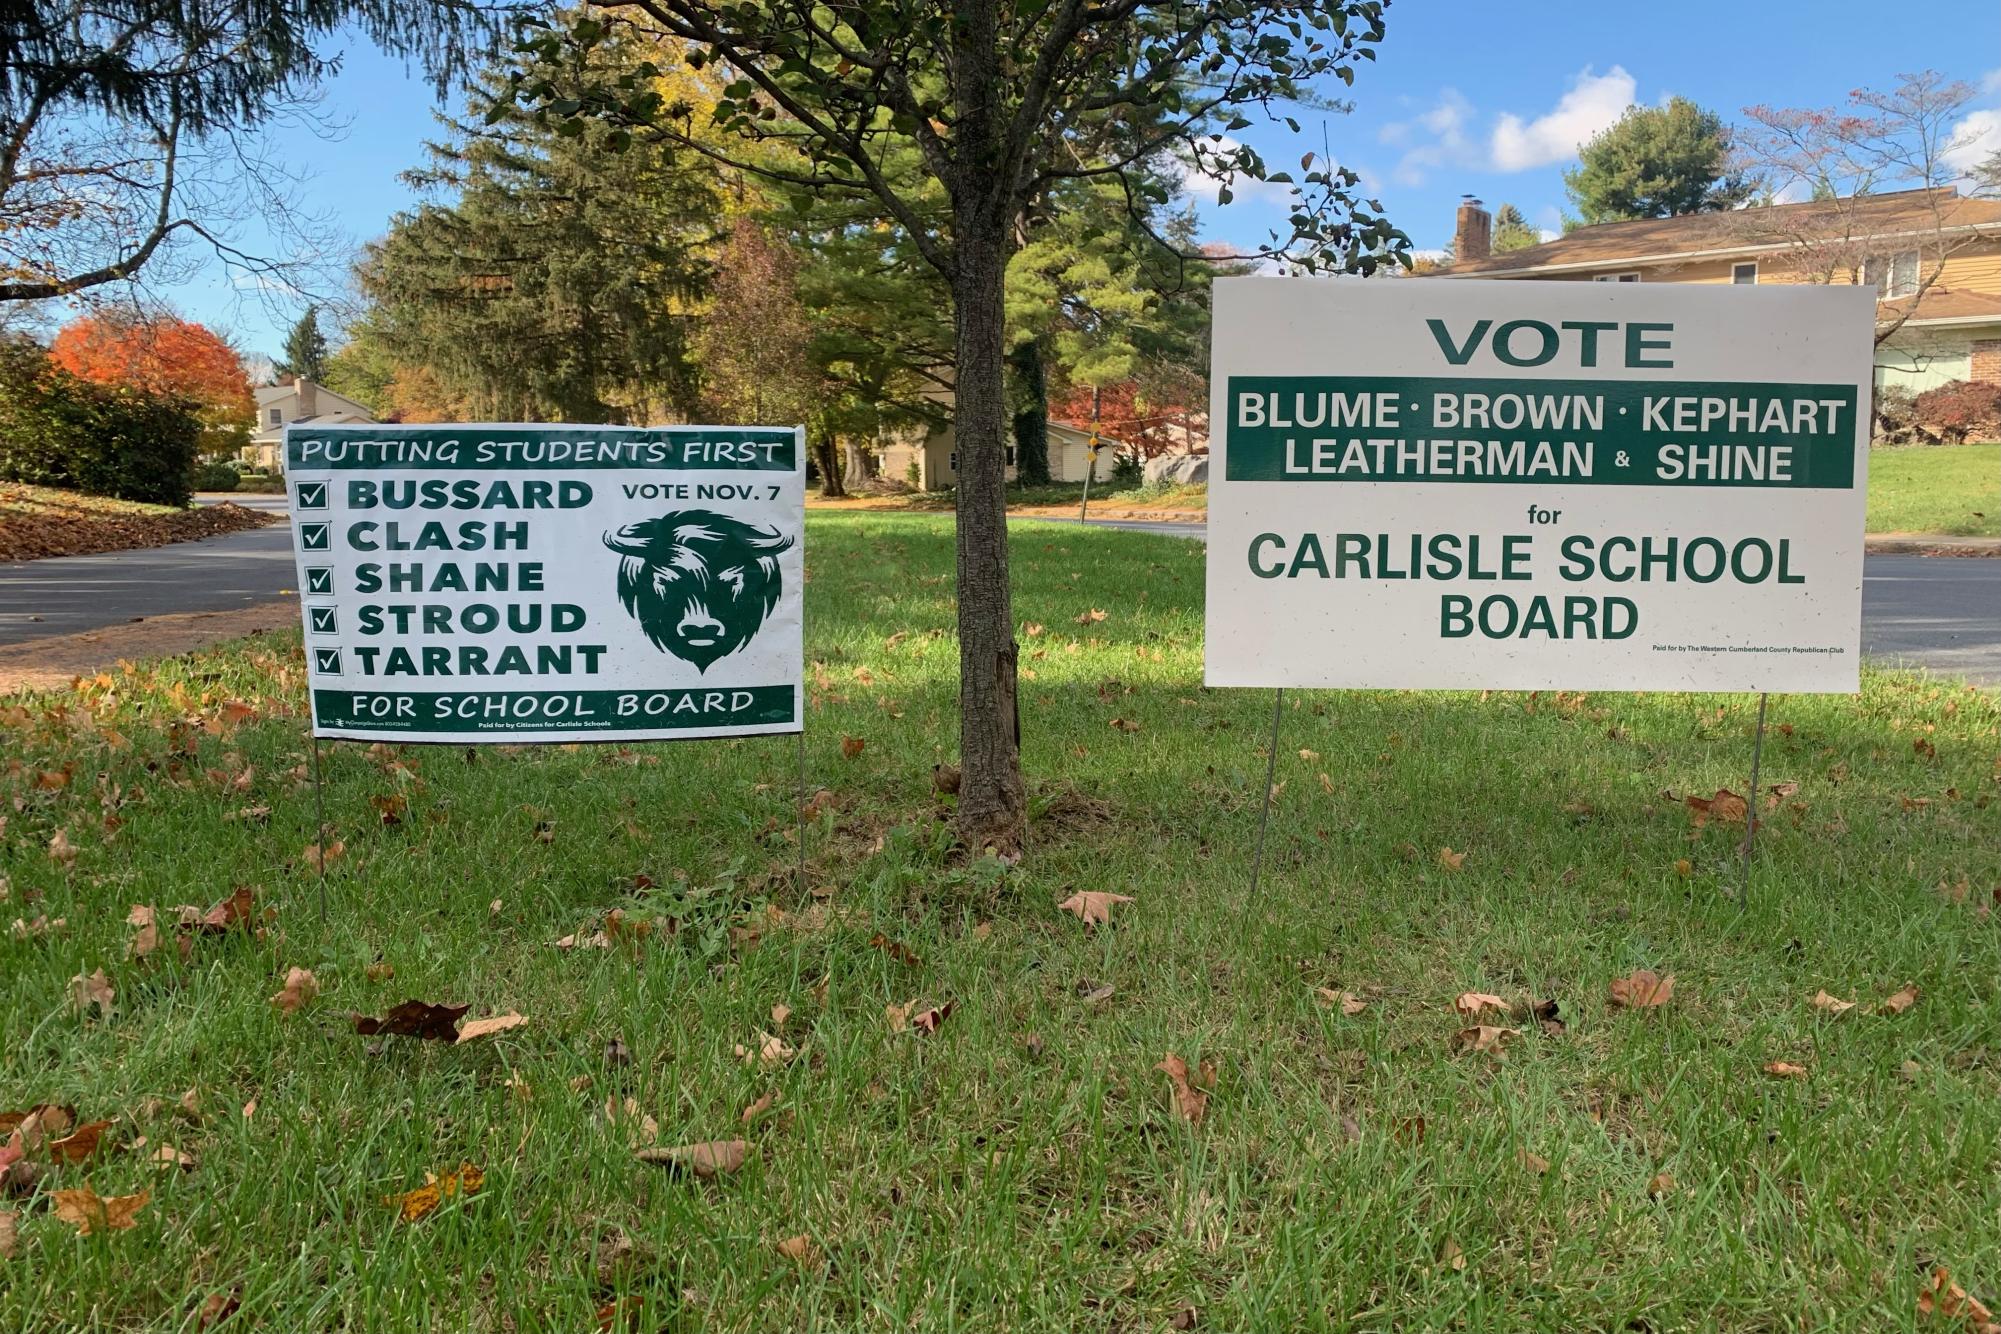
(2, 507), (1996, 683)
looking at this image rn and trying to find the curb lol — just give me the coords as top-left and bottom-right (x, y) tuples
(1864, 535), (2001, 557)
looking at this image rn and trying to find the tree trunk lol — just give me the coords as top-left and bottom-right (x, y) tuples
(844, 437), (878, 484)
(814, 434), (846, 497)
(1011, 339), (1050, 485)
(950, 209), (1026, 856)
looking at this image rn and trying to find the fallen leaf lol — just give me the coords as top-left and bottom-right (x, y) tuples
(51, 1186), (149, 1234)
(912, 1001), (955, 1035)
(840, 735), (866, 759)
(771, 1003), (793, 1027)
(1453, 992), (1509, 1019)
(48, 1119), (114, 1163)
(1436, 1237), (1466, 1272)
(1684, 788), (1749, 828)
(0, 1209), (14, 1259)
(1316, 988), (1367, 1015)
(1108, 717), (1140, 733)
(47, 828), (75, 867)
(454, 1012), (528, 1045)
(1608, 970), (1674, 1009)
(301, 840), (345, 874)
(365, 962), (395, 982)
(884, 1001), (912, 1034)
(1437, 846), (1467, 871)
(1170, 1307), (1200, 1330)
(197, 1289), (241, 1329)
(636, 1139), (747, 1179)
(1763, 1060), (1809, 1079)
(1919, 1266), (1996, 1328)
(149, 1144), (196, 1170)
(387, 1162), (484, 1221)
(1810, 989), (1856, 1017)
(554, 930), (612, 950)
(126, 905), (159, 959)
(1881, 983), (1919, 1015)
(70, 969), (115, 1019)
(775, 1233), (818, 1265)
(738, 1031), (794, 1066)
(269, 968), (319, 1014)
(740, 1092), (775, 1125)
(1646, 1172), (1675, 1200)
(1077, 983), (1116, 1004)
(1156, 1052), (1210, 1125)
(1075, 608), (1107, 624)
(1056, 891), (1133, 927)
(1518, 1149), (1550, 1176)
(353, 1000), (470, 1042)
(1453, 1025), (1520, 1056)
(191, 886), (259, 934)
(867, 933), (921, 966)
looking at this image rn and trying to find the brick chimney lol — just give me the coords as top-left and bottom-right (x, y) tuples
(294, 376), (317, 419)
(1454, 196), (1491, 264)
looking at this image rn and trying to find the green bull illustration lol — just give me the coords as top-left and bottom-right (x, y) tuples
(604, 510), (794, 671)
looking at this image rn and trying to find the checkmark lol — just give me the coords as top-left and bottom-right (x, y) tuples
(308, 606), (338, 635)
(313, 648), (343, 675)
(294, 481), (328, 510)
(299, 522), (331, 551)
(305, 567), (334, 595)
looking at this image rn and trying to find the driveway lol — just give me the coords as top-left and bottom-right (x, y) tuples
(3, 508), (1996, 685)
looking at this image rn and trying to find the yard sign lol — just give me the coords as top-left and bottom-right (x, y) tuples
(1205, 277), (1875, 693)
(286, 423), (804, 743)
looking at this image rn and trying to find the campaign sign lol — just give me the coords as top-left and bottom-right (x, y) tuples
(286, 423), (804, 742)
(1205, 277), (1875, 693)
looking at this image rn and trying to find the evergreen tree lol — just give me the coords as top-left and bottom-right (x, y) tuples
(279, 306), (330, 383)
(357, 31), (719, 423)
(1563, 97), (1752, 225)
(1491, 204), (1540, 252)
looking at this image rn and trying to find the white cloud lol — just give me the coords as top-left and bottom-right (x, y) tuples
(1943, 106), (2001, 179)
(1489, 66), (1637, 172)
(1382, 90), (1476, 186)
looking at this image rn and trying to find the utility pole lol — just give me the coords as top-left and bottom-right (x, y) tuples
(1078, 384), (1101, 523)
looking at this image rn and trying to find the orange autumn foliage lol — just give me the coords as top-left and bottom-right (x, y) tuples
(50, 315), (254, 451)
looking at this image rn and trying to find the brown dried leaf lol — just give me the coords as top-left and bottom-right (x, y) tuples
(1316, 988), (1367, 1015)
(840, 735), (865, 759)
(1453, 1025), (1520, 1056)
(867, 933), (921, 966)
(0, 1209), (15, 1259)
(636, 1139), (747, 1179)
(1437, 846), (1467, 871)
(1075, 608), (1107, 624)
(48, 1119), (113, 1164)
(47, 828), (76, 867)
(1810, 989), (1856, 1017)
(1453, 991), (1509, 1019)
(740, 1091), (775, 1125)
(454, 1012), (527, 1045)
(386, 1162), (483, 1222)
(1763, 1061), (1809, 1079)
(911, 1001), (955, 1035)
(1684, 788), (1748, 828)
(1608, 970), (1675, 1009)
(775, 1233), (818, 1265)
(353, 1000), (469, 1042)
(196, 1289), (241, 1329)
(301, 840), (345, 874)
(1056, 891), (1133, 927)
(1518, 1149), (1550, 1176)
(70, 969), (115, 1018)
(51, 1186), (149, 1234)
(1881, 983), (1919, 1015)
(1156, 1052), (1209, 1125)
(126, 905), (159, 959)
(1646, 1172), (1675, 1200)
(269, 968), (319, 1015)
(1919, 1267), (1997, 1328)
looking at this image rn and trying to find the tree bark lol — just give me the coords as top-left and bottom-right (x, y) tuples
(814, 434), (846, 497)
(950, 206), (1026, 855)
(844, 437), (878, 484)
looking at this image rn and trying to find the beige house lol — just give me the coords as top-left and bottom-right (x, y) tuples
(245, 378), (376, 472)
(878, 419), (1118, 490)
(1440, 188), (2001, 393)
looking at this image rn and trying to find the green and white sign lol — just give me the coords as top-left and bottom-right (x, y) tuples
(286, 423), (804, 742)
(1205, 277), (1875, 692)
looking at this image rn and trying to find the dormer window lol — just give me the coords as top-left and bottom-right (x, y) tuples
(266, 407), (283, 427)
(1862, 250), (1920, 300)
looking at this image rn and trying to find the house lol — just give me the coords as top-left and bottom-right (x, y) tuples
(877, 418), (1119, 490)
(244, 378), (376, 472)
(1439, 189), (2001, 393)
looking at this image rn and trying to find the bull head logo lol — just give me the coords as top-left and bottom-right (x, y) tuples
(604, 510), (795, 671)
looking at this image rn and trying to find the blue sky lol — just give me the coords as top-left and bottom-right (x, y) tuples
(164, 0), (2001, 358)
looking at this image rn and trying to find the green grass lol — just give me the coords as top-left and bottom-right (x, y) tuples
(1866, 443), (2000, 537)
(2, 513), (1998, 1332)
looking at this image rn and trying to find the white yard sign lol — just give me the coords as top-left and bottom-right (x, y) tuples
(1204, 277), (1875, 693)
(287, 423), (804, 743)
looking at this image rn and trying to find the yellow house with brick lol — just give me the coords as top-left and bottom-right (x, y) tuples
(1441, 188), (2001, 393)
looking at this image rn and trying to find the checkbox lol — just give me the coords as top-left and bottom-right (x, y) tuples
(294, 481), (328, 510)
(298, 522), (331, 551)
(305, 567), (334, 595)
(308, 606), (338, 635)
(313, 648), (343, 675)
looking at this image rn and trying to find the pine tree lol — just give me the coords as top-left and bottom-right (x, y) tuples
(1563, 98), (1752, 224)
(279, 306), (330, 383)
(1491, 204), (1540, 253)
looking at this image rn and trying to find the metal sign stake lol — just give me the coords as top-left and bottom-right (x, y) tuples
(1738, 691), (1770, 909)
(1248, 687), (1285, 900)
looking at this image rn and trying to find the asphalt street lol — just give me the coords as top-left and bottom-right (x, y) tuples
(1, 504), (1995, 683)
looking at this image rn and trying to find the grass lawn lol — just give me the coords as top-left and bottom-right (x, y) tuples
(813, 478), (1209, 515)
(1865, 444), (2001, 538)
(2, 513), (1998, 1331)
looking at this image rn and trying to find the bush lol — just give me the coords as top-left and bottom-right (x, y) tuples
(1109, 451), (1143, 486)
(0, 342), (201, 505)
(1871, 384), (1918, 444)
(193, 460), (241, 491)
(1912, 379), (2001, 444)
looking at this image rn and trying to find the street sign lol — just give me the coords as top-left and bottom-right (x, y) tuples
(286, 423), (804, 743)
(1205, 277), (1875, 693)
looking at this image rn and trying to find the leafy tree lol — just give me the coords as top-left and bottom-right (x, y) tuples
(512, 0), (1405, 853)
(279, 306), (331, 383)
(0, 2), (507, 304)
(1491, 203), (1539, 252)
(0, 342), (202, 504)
(1563, 97), (1752, 224)
(49, 312), (254, 454)
(359, 30), (720, 423)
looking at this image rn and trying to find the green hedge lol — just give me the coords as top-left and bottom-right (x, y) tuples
(0, 342), (201, 506)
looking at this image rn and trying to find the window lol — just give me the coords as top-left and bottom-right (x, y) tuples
(266, 407), (283, 427)
(1593, 272), (1641, 283)
(1862, 249), (1920, 300)
(1732, 262), (1758, 285)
